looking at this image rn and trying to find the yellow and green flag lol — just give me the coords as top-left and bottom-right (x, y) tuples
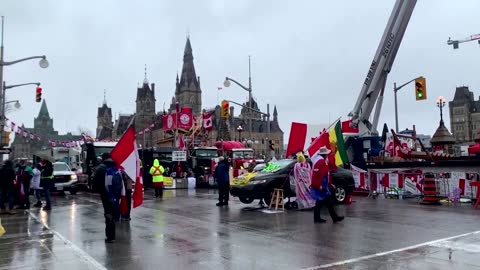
(328, 121), (349, 167)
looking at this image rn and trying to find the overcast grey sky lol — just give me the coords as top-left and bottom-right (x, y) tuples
(2, 0), (480, 141)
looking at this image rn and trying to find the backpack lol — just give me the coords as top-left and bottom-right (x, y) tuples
(105, 167), (123, 198)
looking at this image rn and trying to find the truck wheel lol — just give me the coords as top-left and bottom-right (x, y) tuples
(239, 196), (254, 204)
(69, 188), (78, 195)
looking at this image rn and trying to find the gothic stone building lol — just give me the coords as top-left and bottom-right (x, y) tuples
(151, 37), (284, 157)
(210, 99), (284, 158)
(97, 78), (157, 148)
(11, 100), (77, 159)
(449, 86), (480, 144)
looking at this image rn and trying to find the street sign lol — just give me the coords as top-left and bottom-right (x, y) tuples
(172, 151), (187, 161)
(0, 148), (11, 154)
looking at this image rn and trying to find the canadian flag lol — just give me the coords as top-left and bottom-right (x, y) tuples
(110, 126), (143, 211)
(178, 134), (185, 150)
(203, 113), (213, 131)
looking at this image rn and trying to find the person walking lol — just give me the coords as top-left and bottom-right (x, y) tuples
(93, 153), (117, 243)
(311, 147), (344, 223)
(40, 160), (54, 211)
(149, 159), (165, 198)
(17, 162), (33, 209)
(0, 160), (17, 215)
(214, 156), (230, 206)
(31, 164), (43, 208)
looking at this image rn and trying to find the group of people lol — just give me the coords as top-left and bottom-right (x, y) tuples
(0, 159), (55, 214)
(293, 147), (344, 223)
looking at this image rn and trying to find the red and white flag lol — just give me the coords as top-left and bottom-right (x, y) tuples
(110, 126), (143, 209)
(203, 112), (213, 131)
(23, 129), (28, 138)
(16, 127), (21, 135)
(178, 134), (185, 150)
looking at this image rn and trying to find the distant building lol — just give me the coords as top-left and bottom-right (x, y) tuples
(11, 100), (77, 160)
(449, 86), (480, 144)
(96, 96), (113, 140)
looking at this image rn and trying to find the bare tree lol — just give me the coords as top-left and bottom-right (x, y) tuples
(77, 126), (93, 136)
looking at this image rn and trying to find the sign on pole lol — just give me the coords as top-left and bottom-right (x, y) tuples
(172, 151), (187, 161)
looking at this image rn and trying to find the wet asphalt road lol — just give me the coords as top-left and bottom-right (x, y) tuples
(1, 189), (480, 270)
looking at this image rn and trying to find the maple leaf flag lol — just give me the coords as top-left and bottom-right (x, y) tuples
(110, 126), (143, 211)
(203, 112), (213, 131)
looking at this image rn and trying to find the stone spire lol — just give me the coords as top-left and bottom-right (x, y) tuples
(38, 100), (50, 119)
(143, 64), (149, 85)
(179, 37), (199, 90)
(273, 105), (278, 121)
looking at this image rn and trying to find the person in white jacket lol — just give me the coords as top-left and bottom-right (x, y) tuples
(31, 164), (42, 208)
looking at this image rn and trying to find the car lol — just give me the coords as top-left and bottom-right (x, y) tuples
(230, 159), (355, 205)
(52, 162), (78, 195)
(230, 163), (267, 187)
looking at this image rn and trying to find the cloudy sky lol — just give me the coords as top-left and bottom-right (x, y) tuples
(2, 0), (480, 141)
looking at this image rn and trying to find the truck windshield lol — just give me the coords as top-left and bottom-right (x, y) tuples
(94, 147), (115, 157)
(233, 151), (254, 159)
(54, 163), (70, 172)
(195, 149), (218, 158)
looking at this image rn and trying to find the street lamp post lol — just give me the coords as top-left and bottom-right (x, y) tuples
(436, 96), (447, 125)
(1, 81), (40, 148)
(394, 76), (423, 133)
(0, 16), (49, 148)
(224, 56), (253, 139)
(236, 125), (243, 142)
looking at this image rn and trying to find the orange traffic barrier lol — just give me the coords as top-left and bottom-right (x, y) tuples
(420, 172), (441, 205)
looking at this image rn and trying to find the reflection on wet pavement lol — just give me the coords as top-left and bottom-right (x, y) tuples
(0, 189), (479, 270)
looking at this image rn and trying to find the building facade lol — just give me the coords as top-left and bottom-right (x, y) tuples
(211, 100), (284, 158)
(449, 86), (480, 144)
(11, 100), (77, 159)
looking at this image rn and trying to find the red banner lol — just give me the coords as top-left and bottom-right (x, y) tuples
(162, 114), (176, 131)
(178, 111), (193, 129)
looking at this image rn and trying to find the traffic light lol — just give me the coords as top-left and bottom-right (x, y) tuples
(221, 100), (229, 118)
(414, 77), (426, 101)
(1, 131), (10, 147)
(36, 87), (42, 102)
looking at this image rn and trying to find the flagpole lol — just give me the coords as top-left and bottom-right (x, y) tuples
(325, 117), (342, 132)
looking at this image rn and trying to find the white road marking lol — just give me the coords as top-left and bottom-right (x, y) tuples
(27, 210), (107, 270)
(302, 230), (480, 269)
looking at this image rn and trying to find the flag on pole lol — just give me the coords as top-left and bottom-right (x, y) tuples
(110, 126), (143, 208)
(179, 134), (185, 150)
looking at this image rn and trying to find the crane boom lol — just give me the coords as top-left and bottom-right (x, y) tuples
(349, 0), (417, 136)
(447, 34), (480, 49)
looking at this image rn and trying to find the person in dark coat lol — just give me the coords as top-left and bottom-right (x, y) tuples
(0, 160), (17, 214)
(311, 147), (344, 224)
(93, 153), (117, 243)
(40, 160), (54, 211)
(214, 156), (230, 206)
